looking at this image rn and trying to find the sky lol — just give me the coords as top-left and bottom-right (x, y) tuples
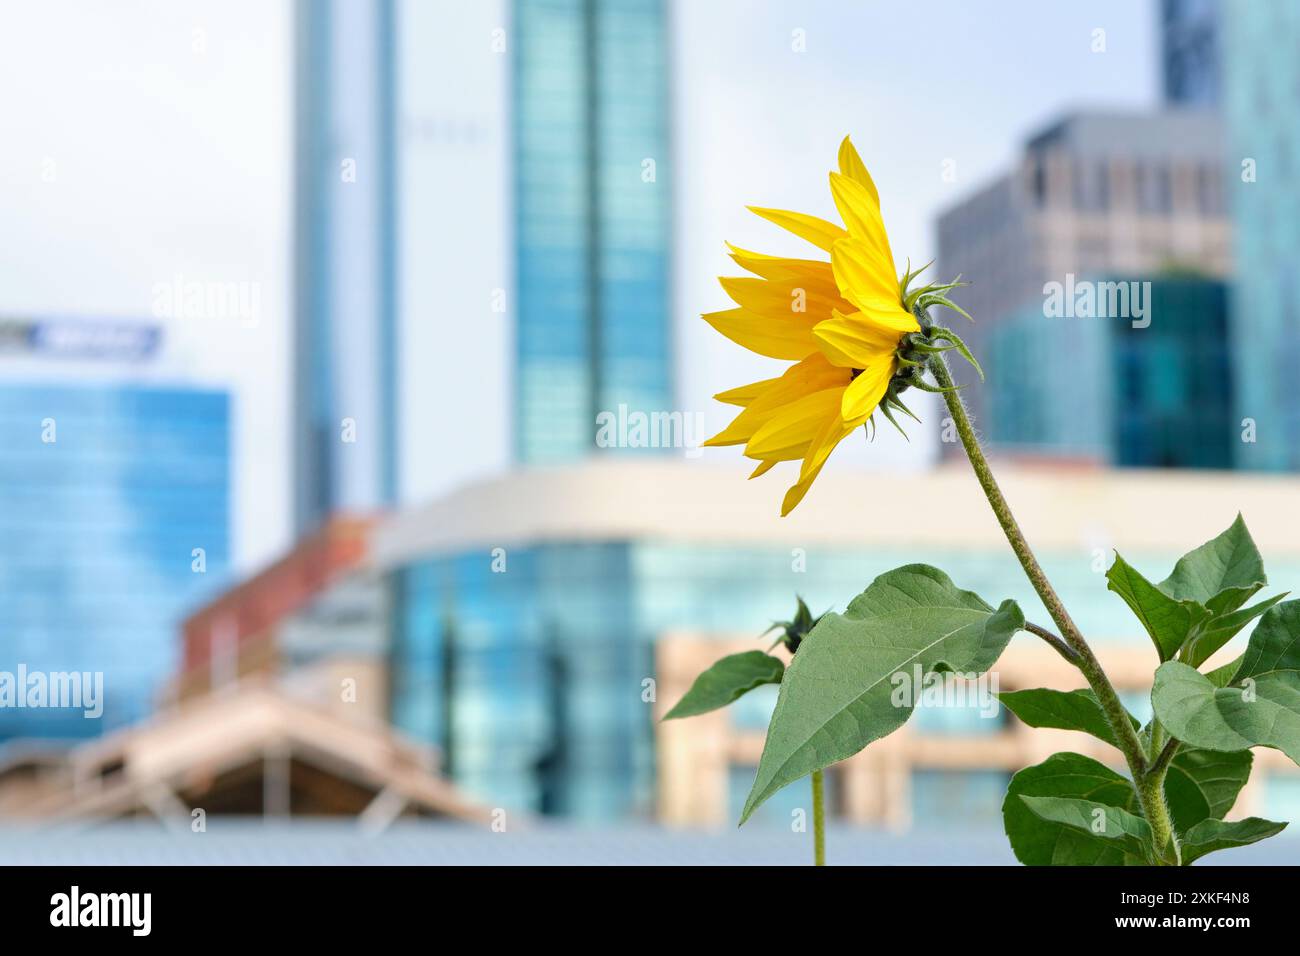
(0, 0), (1160, 571)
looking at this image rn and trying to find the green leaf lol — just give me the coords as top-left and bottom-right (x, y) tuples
(1205, 655), (1243, 687)
(1179, 817), (1288, 864)
(1159, 514), (1265, 616)
(739, 565), (1022, 824)
(1151, 661), (1300, 765)
(663, 651), (784, 720)
(1002, 752), (1146, 866)
(1232, 599), (1300, 680)
(1164, 746), (1253, 832)
(1106, 553), (1206, 661)
(1020, 796), (1153, 861)
(1182, 593), (1288, 668)
(998, 687), (1138, 749)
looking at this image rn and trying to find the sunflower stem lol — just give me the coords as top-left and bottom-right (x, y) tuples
(927, 350), (1178, 862)
(811, 768), (826, 866)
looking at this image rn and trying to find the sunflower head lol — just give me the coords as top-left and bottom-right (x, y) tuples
(702, 136), (979, 515)
(762, 596), (823, 655)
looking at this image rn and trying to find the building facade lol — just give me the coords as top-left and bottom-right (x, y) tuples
(513, 0), (673, 464)
(0, 366), (229, 741)
(1223, 0), (1300, 470)
(987, 276), (1234, 468)
(936, 111), (1231, 444)
(1161, 0), (1221, 106)
(293, 0), (399, 535)
(378, 460), (1300, 826)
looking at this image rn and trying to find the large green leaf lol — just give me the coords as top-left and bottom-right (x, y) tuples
(1152, 661), (1300, 764)
(1020, 796), (1153, 860)
(1002, 752), (1146, 865)
(1182, 593), (1287, 668)
(1159, 514), (1265, 616)
(1232, 599), (1300, 679)
(1107, 553), (1205, 661)
(739, 565), (1023, 824)
(663, 651), (784, 720)
(999, 687), (1138, 749)
(1164, 747), (1252, 832)
(1179, 817), (1288, 864)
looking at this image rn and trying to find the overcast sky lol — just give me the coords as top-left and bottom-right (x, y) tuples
(0, 0), (1159, 571)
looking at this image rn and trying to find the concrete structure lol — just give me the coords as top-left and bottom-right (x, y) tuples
(0, 679), (486, 826)
(936, 110), (1231, 442)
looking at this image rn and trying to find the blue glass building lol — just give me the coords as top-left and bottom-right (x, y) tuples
(513, 0), (673, 464)
(1223, 0), (1300, 470)
(988, 276), (1234, 469)
(0, 383), (229, 740)
(293, 0), (399, 534)
(1161, 0), (1221, 106)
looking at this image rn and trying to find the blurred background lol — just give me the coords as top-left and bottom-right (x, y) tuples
(1, 0), (1298, 864)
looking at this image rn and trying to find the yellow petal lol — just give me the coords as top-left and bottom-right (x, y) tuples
(746, 387), (843, 460)
(747, 206), (848, 253)
(714, 378), (781, 408)
(701, 308), (818, 361)
(837, 136), (880, 207)
(749, 459), (777, 479)
(718, 276), (845, 321)
(830, 236), (900, 308)
(707, 355), (849, 445)
(726, 244), (842, 298)
(813, 309), (906, 369)
(840, 357), (894, 420)
(828, 173), (895, 275)
(780, 415), (861, 516)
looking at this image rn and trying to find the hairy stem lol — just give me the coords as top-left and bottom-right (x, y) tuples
(1024, 621), (1082, 666)
(811, 769), (826, 866)
(928, 352), (1178, 861)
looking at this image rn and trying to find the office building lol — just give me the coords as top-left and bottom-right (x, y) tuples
(987, 276), (1234, 468)
(293, 0), (399, 534)
(0, 319), (230, 740)
(1161, 0), (1221, 106)
(1222, 0), (1300, 470)
(513, 0), (673, 464)
(936, 110), (1231, 443)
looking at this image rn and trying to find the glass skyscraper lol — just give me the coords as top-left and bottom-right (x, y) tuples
(293, 0), (399, 534)
(1223, 0), (1300, 470)
(513, 0), (672, 464)
(0, 382), (229, 740)
(1161, 0), (1221, 106)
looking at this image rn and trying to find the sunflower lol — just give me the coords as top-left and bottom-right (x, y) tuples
(702, 136), (974, 515)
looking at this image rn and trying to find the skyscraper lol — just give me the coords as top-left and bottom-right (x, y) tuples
(293, 0), (399, 535)
(513, 0), (673, 464)
(0, 319), (230, 740)
(1161, 0), (1221, 106)
(936, 110), (1231, 446)
(1223, 0), (1300, 470)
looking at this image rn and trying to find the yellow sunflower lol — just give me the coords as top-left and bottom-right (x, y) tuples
(703, 136), (973, 516)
